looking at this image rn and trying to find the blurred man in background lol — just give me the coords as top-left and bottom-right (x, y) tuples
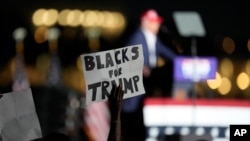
(122, 9), (177, 141)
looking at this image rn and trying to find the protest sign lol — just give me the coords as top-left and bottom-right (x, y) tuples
(81, 44), (145, 105)
(0, 88), (42, 141)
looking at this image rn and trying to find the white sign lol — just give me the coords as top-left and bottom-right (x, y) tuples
(0, 88), (42, 141)
(81, 44), (145, 105)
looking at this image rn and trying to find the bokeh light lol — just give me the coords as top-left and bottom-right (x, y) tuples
(66, 9), (82, 27)
(82, 10), (99, 27)
(33, 9), (47, 26)
(222, 36), (235, 54)
(245, 59), (250, 75)
(32, 9), (58, 26)
(58, 9), (70, 26)
(33, 9), (126, 37)
(13, 27), (27, 42)
(220, 58), (234, 77)
(207, 72), (222, 89)
(43, 9), (58, 26)
(236, 72), (249, 90)
(34, 26), (48, 43)
(217, 77), (231, 95)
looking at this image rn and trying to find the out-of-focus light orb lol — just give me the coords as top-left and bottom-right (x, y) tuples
(220, 58), (234, 77)
(195, 127), (205, 136)
(13, 27), (27, 41)
(222, 36), (235, 54)
(245, 59), (250, 75)
(34, 26), (48, 43)
(102, 11), (125, 30)
(103, 11), (116, 28)
(218, 77), (231, 95)
(164, 127), (175, 135)
(33, 9), (47, 26)
(112, 12), (126, 28)
(180, 127), (190, 136)
(210, 127), (219, 138)
(58, 9), (70, 26)
(95, 11), (105, 27)
(101, 11), (126, 37)
(43, 9), (58, 26)
(207, 72), (222, 89)
(32, 9), (58, 26)
(82, 10), (99, 27)
(33, 8), (126, 38)
(148, 127), (159, 138)
(66, 9), (82, 27)
(48, 27), (60, 40)
(236, 72), (249, 90)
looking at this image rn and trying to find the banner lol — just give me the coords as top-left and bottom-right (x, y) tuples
(174, 56), (217, 82)
(81, 44), (145, 105)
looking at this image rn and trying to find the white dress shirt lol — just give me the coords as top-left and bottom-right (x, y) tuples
(142, 28), (157, 68)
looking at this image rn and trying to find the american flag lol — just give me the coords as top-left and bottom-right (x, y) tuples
(12, 55), (30, 91)
(84, 101), (111, 141)
(47, 27), (62, 87)
(47, 54), (63, 86)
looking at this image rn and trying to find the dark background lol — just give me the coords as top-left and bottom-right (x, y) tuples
(1, 0), (250, 98)
(3, 0), (250, 57)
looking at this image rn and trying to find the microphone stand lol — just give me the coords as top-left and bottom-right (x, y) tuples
(191, 37), (198, 127)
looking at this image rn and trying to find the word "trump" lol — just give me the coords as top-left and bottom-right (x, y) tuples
(88, 75), (140, 101)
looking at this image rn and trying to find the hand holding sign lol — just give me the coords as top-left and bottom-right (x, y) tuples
(109, 85), (124, 121)
(107, 85), (124, 141)
(81, 44), (145, 105)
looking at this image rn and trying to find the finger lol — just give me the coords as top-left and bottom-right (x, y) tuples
(118, 85), (124, 101)
(109, 85), (116, 100)
(114, 85), (119, 100)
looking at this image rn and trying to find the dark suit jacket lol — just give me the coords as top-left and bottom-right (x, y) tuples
(121, 28), (177, 141)
(127, 28), (176, 67)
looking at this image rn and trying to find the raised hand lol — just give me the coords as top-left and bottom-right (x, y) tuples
(109, 85), (124, 121)
(108, 85), (124, 141)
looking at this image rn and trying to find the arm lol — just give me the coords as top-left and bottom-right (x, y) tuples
(107, 85), (124, 141)
(157, 40), (176, 60)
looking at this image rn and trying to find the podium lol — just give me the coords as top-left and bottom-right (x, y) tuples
(171, 11), (214, 100)
(143, 98), (250, 141)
